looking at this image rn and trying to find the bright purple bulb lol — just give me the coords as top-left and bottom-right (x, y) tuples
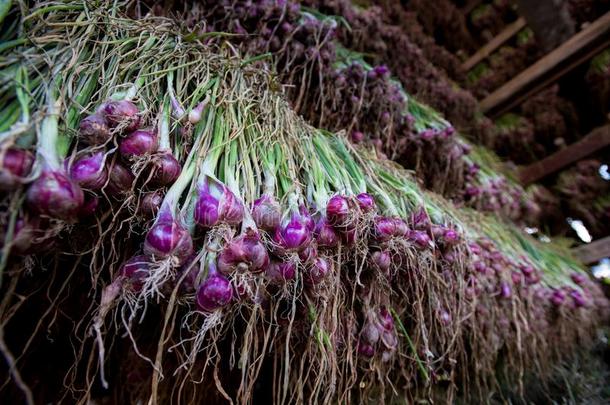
(499, 281), (512, 299)
(274, 211), (312, 252)
(151, 152), (181, 187)
(570, 289), (586, 308)
(119, 255), (151, 292)
(305, 257), (330, 285)
(550, 289), (565, 306)
(266, 261), (296, 284)
(374, 216), (395, 242)
(119, 129), (158, 158)
(194, 177), (243, 227)
(70, 152), (108, 190)
(26, 169), (84, 220)
(143, 214), (193, 264)
(0, 147), (34, 190)
(102, 100), (140, 132)
(252, 195), (281, 231)
(356, 193), (376, 212)
(196, 273), (233, 312)
(408, 230), (431, 249)
(326, 195), (350, 227)
(443, 229), (459, 245)
(79, 113), (111, 145)
(511, 271), (523, 285)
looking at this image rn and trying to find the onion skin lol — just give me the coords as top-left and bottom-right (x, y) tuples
(252, 195), (281, 231)
(0, 147), (34, 190)
(194, 177), (244, 227)
(143, 213), (193, 264)
(305, 257), (329, 285)
(119, 130), (158, 158)
(266, 261), (296, 284)
(196, 270), (233, 312)
(26, 169), (84, 220)
(374, 216), (396, 242)
(217, 231), (270, 274)
(357, 342), (375, 358)
(315, 217), (339, 248)
(139, 191), (163, 218)
(326, 195), (350, 227)
(273, 210), (312, 252)
(102, 100), (141, 132)
(79, 114), (111, 145)
(106, 162), (134, 195)
(151, 152), (181, 187)
(70, 152), (108, 190)
(119, 255), (151, 292)
(356, 193), (376, 212)
(371, 250), (391, 276)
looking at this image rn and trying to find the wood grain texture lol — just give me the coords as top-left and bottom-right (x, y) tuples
(481, 11), (610, 116)
(519, 124), (610, 185)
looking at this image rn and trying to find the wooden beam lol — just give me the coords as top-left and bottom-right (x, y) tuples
(462, 17), (527, 71)
(480, 11), (610, 116)
(519, 124), (610, 185)
(573, 236), (610, 264)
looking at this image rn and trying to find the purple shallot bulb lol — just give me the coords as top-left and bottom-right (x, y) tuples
(371, 250), (391, 276)
(305, 257), (330, 285)
(119, 129), (158, 158)
(499, 281), (512, 299)
(196, 260), (233, 312)
(144, 209), (193, 264)
(266, 261), (296, 285)
(252, 195), (281, 231)
(102, 100), (140, 132)
(119, 255), (152, 292)
(356, 193), (376, 212)
(326, 195), (350, 227)
(217, 230), (269, 274)
(0, 147), (34, 190)
(273, 208), (312, 252)
(106, 161), (134, 195)
(79, 113), (111, 145)
(374, 216), (396, 242)
(26, 169), (84, 220)
(69, 152), (108, 190)
(194, 176), (243, 227)
(314, 217), (339, 248)
(151, 152), (181, 187)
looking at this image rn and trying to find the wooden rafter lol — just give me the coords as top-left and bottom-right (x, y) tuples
(480, 11), (610, 116)
(462, 17), (527, 71)
(573, 236), (610, 264)
(519, 124), (610, 185)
